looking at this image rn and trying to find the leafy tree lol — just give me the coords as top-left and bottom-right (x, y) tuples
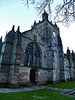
(23, 0), (75, 25)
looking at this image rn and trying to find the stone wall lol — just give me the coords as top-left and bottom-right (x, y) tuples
(19, 67), (30, 84)
(38, 69), (51, 82)
(0, 73), (8, 83)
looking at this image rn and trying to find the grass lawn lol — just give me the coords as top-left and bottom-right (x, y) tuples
(47, 81), (75, 89)
(0, 89), (75, 100)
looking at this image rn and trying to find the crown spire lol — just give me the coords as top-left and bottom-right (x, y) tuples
(42, 10), (48, 21)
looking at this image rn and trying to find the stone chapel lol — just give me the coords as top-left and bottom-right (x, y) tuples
(0, 11), (75, 87)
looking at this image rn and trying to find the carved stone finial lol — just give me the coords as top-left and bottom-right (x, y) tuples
(12, 25), (15, 31)
(72, 50), (75, 61)
(34, 20), (36, 26)
(67, 47), (70, 54)
(67, 47), (70, 60)
(0, 36), (2, 40)
(17, 26), (20, 32)
(39, 20), (40, 23)
(55, 23), (57, 26)
(67, 47), (69, 50)
(72, 50), (74, 53)
(44, 10), (46, 13)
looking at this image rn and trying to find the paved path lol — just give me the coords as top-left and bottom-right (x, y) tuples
(0, 86), (75, 97)
(0, 86), (69, 93)
(0, 86), (46, 93)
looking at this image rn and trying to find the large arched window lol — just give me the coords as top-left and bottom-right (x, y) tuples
(24, 43), (41, 67)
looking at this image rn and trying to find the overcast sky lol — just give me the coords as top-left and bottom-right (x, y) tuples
(0, 0), (75, 53)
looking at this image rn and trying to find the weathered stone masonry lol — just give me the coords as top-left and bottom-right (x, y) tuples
(0, 11), (75, 87)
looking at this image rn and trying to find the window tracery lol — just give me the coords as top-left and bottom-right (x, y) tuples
(24, 43), (41, 67)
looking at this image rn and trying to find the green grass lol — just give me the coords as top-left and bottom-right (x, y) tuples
(0, 89), (75, 100)
(47, 81), (75, 89)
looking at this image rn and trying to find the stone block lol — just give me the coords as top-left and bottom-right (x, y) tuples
(12, 73), (19, 84)
(0, 73), (8, 83)
(19, 67), (30, 83)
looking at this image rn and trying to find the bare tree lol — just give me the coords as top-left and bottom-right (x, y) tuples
(23, 0), (75, 25)
(22, 0), (53, 14)
(22, 0), (35, 6)
(54, 0), (75, 25)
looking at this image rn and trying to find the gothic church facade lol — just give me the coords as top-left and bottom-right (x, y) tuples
(0, 11), (75, 87)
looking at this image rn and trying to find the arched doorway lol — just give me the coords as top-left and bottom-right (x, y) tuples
(30, 70), (35, 83)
